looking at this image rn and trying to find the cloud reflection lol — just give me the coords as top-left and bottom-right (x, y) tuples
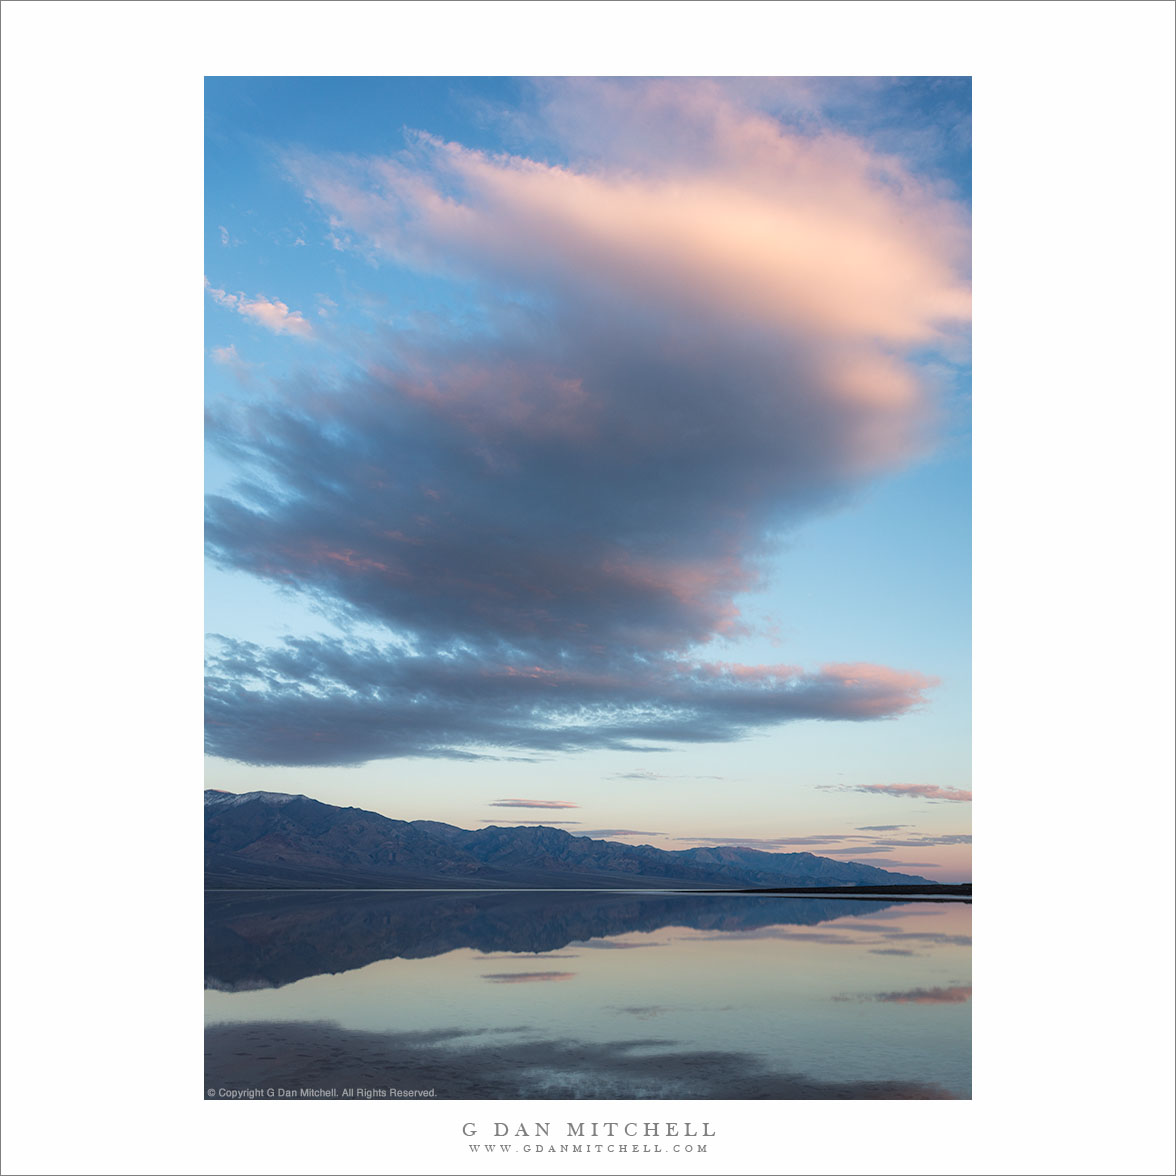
(205, 1019), (958, 1100)
(481, 972), (576, 984)
(875, 985), (971, 1004)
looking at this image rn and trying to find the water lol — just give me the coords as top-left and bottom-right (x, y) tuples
(204, 890), (970, 1099)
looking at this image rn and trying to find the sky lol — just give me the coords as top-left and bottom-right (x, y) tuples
(204, 76), (972, 882)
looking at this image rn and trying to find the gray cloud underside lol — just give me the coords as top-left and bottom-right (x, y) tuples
(205, 309), (925, 657)
(204, 634), (933, 766)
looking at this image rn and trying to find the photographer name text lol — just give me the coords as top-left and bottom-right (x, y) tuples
(463, 1122), (714, 1153)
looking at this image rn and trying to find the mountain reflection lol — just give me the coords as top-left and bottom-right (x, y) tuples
(205, 890), (899, 991)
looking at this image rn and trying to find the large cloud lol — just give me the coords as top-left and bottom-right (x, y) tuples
(205, 80), (968, 766)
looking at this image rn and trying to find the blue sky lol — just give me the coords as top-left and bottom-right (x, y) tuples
(205, 77), (972, 880)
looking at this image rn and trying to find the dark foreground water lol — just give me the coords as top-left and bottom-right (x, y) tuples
(204, 890), (970, 1100)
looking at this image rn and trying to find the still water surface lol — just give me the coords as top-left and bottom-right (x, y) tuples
(205, 891), (970, 1099)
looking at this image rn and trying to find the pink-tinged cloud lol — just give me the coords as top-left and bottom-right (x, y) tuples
(855, 783), (972, 802)
(205, 278), (315, 338)
(489, 798), (579, 809)
(480, 972), (576, 984)
(284, 78), (967, 491)
(715, 662), (939, 720)
(290, 80), (968, 350)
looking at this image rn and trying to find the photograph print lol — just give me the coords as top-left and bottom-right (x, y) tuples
(203, 75), (972, 1102)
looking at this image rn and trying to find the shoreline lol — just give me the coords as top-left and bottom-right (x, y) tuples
(204, 883), (971, 902)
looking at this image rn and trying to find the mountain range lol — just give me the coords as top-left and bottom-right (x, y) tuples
(205, 789), (933, 889)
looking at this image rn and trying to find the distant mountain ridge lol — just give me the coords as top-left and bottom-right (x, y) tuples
(204, 789), (934, 890)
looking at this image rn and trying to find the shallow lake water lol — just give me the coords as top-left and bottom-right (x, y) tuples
(204, 890), (970, 1100)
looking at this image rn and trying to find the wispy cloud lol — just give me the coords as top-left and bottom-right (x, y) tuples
(204, 277), (315, 338)
(817, 855), (944, 869)
(862, 784), (971, 802)
(575, 829), (665, 839)
(653, 826), (966, 871)
(672, 834), (870, 848)
(865, 834), (970, 847)
(482, 819), (580, 826)
(209, 343), (257, 385)
(825, 783), (972, 803)
(609, 771), (726, 781)
(489, 798), (579, 809)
